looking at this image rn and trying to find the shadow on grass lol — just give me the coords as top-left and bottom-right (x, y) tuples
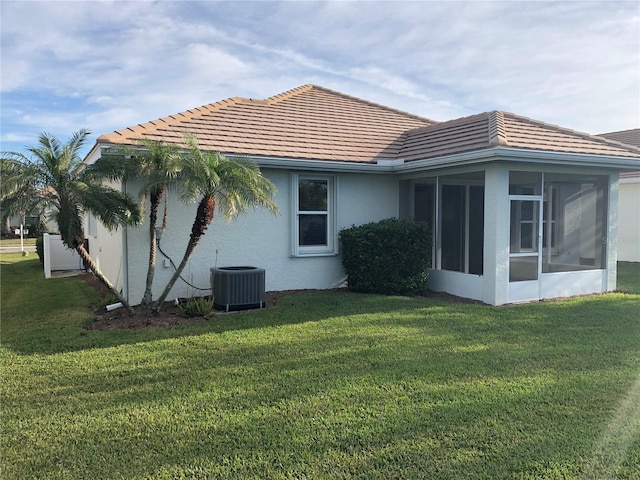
(0, 255), (434, 354)
(3, 255), (640, 360)
(1, 287), (462, 355)
(4, 257), (640, 478)
(6, 291), (640, 478)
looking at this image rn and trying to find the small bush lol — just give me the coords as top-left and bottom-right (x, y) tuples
(179, 296), (214, 318)
(339, 218), (431, 295)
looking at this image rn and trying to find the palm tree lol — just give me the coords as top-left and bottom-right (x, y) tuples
(0, 129), (141, 314)
(152, 135), (279, 313)
(96, 140), (182, 312)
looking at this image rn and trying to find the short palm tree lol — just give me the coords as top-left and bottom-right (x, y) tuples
(0, 129), (141, 314)
(96, 140), (182, 312)
(152, 135), (279, 313)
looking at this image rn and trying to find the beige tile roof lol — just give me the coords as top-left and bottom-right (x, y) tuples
(98, 84), (436, 163)
(597, 129), (640, 148)
(400, 111), (640, 161)
(97, 84), (640, 164)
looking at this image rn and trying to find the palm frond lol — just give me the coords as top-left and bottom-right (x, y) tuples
(172, 134), (278, 220)
(0, 158), (39, 197)
(72, 181), (142, 230)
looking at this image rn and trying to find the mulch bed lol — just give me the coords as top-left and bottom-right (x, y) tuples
(81, 273), (477, 331)
(81, 273), (347, 330)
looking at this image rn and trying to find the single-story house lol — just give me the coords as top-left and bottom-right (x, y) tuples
(85, 84), (640, 305)
(597, 129), (640, 263)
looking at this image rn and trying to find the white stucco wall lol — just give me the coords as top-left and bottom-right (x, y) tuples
(87, 220), (126, 293)
(124, 169), (399, 304)
(83, 180), (126, 293)
(617, 174), (640, 262)
(482, 164), (510, 305)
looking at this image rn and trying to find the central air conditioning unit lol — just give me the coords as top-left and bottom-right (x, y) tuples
(211, 266), (265, 312)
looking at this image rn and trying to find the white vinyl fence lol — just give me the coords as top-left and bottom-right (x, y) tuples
(43, 233), (84, 278)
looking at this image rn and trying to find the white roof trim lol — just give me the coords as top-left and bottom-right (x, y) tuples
(394, 147), (640, 173)
(90, 142), (640, 174)
(242, 155), (396, 173)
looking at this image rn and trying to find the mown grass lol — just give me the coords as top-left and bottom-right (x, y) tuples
(0, 237), (36, 247)
(618, 261), (640, 295)
(1, 254), (639, 479)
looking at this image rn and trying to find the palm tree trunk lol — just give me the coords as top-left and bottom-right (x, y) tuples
(141, 190), (163, 311)
(152, 196), (215, 313)
(76, 243), (135, 315)
(161, 193), (168, 233)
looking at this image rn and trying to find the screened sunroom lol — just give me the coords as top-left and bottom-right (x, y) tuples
(404, 163), (618, 305)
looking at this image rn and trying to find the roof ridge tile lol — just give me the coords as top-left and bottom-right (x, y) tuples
(488, 111), (508, 146)
(266, 84), (315, 104)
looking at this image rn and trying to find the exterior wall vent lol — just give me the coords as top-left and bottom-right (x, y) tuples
(211, 266), (265, 312)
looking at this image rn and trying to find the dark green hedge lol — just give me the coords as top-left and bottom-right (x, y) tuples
(339, 218), (431, 295)
(36, 235), (44, 265)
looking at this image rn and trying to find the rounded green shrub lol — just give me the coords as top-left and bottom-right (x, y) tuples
(339, 218), (431, 295)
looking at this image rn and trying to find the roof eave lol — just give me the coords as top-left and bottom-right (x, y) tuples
(493, 147), (640, 170)
(243, 155), (397, 173)
(395, 147), (640, 174)
(83, 143), (104, 165)
(86, 141), (640, 175)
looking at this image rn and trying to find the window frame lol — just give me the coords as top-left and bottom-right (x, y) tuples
(87, 212), (98, 238)
(290, 173), (338, 257)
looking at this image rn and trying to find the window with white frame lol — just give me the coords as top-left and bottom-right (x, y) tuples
(87, 212), (98, 238)
(291, 174), (336, 256)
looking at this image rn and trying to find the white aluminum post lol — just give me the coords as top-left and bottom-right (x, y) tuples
(20, 224), (25, 255)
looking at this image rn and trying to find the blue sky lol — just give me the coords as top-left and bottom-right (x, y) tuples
(1, 0), (639, 158)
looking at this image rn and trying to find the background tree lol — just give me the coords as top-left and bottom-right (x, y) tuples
(0, 129), (141, 314)
(0, 180), (48, 236)
(96, 140), (182, 312)
(152, 135), (279, 313)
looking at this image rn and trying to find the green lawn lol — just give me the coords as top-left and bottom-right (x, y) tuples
(1, 254), (639, 479)
(0, 237), (36, 247)
(618, 261), (640, 295)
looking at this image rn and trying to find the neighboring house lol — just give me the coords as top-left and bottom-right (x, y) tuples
(85, 84), (640, 305)
(2, 187), (59, 236)
(4, 214), (38, 235)
(4, 213), (54, 237)
(597, 129), (640, 262)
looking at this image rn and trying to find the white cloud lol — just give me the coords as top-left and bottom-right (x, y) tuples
(0, 132), (37, 144)
(1, 0), (638, 157)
